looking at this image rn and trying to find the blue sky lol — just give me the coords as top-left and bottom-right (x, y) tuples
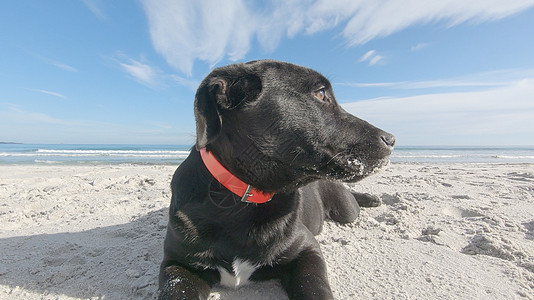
(1, 0), (534, 146)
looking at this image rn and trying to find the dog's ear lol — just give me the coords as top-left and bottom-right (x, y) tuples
(194, 74), (262, 149)
(224, 74), (262, 109)
(194, 79), (223, 149)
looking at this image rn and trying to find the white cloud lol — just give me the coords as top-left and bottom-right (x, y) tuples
(368, 55), (384, 66)
(46, 60), (78, 72)
(341, 78), (534, 145)
(359, 50), (376, 62)
(118, 57), (159, 87)
(140, 0), (534, 75)
(115, 54), (202, 89)
(30, 53), (78, 72)
(0, 103), (73, 126)
(141, 0), (254, 76)
(341, 0), (534, 46)
(358, 50), (384, 66)
(28, 89), (67, 99)
(411, 42), (429, 51)
(339, 68), (534, 90)
(170, 75), (201, 91)
(82, 0), (106, 20)
(0, 103), (191, 144)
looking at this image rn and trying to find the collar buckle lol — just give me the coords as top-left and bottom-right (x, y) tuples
(240, 185), (254, 203)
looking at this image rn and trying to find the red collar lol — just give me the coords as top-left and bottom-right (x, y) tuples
(200, 148), (274, 204)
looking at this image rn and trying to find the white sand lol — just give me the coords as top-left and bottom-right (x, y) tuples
(1, 163), (533, 299)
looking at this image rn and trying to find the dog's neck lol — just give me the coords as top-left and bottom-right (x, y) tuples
(200, 148), (274, 204)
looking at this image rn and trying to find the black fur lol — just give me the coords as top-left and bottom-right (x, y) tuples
(159, 60), (395, 299)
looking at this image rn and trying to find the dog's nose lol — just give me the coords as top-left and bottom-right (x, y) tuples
(380, 133), (396, 148)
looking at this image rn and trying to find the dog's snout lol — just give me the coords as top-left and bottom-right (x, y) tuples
(380, 133), (396, 149)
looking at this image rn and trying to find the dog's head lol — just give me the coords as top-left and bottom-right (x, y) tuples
(194, 60), (394, 192)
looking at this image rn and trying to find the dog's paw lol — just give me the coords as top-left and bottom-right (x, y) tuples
(158, 278), (203, 300)
(159, 265), (211, 300)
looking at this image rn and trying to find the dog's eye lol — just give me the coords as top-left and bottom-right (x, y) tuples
(314, 88), (327, 102)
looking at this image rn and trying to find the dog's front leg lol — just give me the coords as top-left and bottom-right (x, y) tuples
(158, 263), (212, 300)
(282, 247), (334, 300)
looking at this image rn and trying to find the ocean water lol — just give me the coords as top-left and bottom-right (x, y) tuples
(390, 146), (534, 164)
(0, 144), (533, 165)
(0, 144), (192, 165)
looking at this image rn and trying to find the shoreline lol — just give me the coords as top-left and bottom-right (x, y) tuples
(1, 161), (533, 167)
(1, 163), (533, 299)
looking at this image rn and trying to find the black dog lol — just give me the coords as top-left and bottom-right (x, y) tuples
(159, 60), (394, 299)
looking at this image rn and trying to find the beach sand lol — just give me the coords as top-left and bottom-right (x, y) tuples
(1, 163), (533, 299)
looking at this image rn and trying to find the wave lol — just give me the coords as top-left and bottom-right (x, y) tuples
(0, 146), (192, 164)
(392, 154), (464, 158)
(35, 149), (190, 155)
(1, 150), (190, 158)
(494, 155), (534, 159)
(392, 154), (534, 160)
(1, 153), (186, 158)
(33, 160), (63, 164)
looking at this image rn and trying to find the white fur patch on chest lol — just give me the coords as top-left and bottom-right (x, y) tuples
(217, 259), (257, 288)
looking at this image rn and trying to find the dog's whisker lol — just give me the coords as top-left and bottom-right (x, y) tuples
(326, 151), (345, 166)
(290, 149), (302, 166)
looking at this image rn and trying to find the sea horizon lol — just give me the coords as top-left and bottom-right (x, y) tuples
(1, 143), (534, 165)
